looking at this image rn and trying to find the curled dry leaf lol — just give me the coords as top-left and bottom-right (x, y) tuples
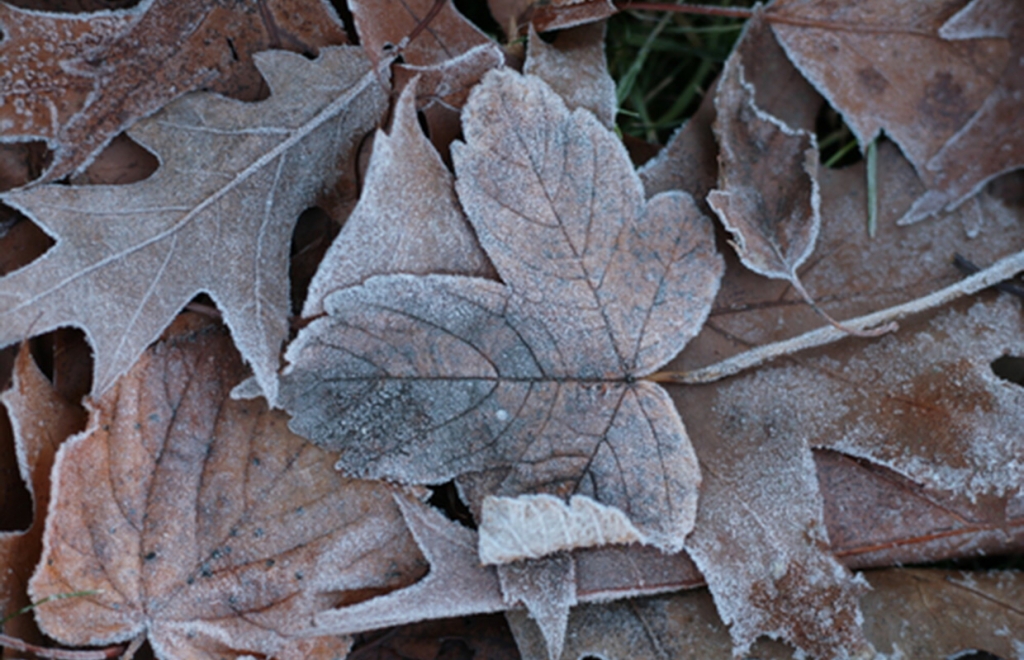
(0, 47), (387, 404)
(280, 68), (723, 558)
(0, 0), (349, 183)
(303, 77), (490, 318)
(706, 50), (833, 323)
(29, 317), (426, 659)
(769, 0), (1010, 179)
(0, 345), (86, 649)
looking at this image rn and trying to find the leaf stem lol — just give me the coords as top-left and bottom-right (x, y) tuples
(648, 247), (1024, 385)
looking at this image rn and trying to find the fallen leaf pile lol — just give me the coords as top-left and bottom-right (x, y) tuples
(0, 0), (1022, 659)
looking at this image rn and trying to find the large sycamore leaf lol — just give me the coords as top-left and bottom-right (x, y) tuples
(0, 46), (387, 404)
(280, 69), (724, 558)
(0, 0), (350, 183)
(29, 316), (426, 660)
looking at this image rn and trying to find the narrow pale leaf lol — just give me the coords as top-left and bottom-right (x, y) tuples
(303, 77), (489, 317)
(500, 556), (576, 660)
(0, 47), (387, 404)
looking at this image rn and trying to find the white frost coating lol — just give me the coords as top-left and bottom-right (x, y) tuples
(478, 494), (644, 565)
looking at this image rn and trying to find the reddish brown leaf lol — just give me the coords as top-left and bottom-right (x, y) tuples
(903, 0), (1024, 222)
(0, 0), (349, 184)
(530, 0), (616, 33)
(0, 345), (86, 650)
(29, 316), (426, 659)
(769, 0), (1010, 178)
(280, 69), (723, 558)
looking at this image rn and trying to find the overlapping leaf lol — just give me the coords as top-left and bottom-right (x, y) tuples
(0, 46), (387, 404)
(0, 0), (349, 183)
(280, 68), (724, 558)
(29, 316), (426, 659)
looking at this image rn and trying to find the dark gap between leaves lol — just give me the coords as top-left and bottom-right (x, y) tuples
(327, 0), (358, 45)
(29, 327), (93, 403)
(948, 651), (1009, 660)
(815, 105), (863, 169)
(452, 0), (503, 40)
(66, 133), (159, 186)
(0, 401), (32, 533)
(990, 356), (1024, 387)
(4, 0), (140, 11)
(289, 206), (340, 317)
(0, 208), (55, 276)
(427, 480), (477, 530)
(0, 141), (52, 191)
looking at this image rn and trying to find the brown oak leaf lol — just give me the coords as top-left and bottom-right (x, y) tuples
(769, 0), (1010, 180)
(0, 46), (387, 404)
(280, 68), (723, 559)
(0, 0), (349, 184)
(29, 316), (426, 659)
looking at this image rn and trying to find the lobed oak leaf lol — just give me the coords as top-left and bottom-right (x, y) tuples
(29, 316), (426, 659)
(0, 0), (350, 184)
(0, 46), (387, 404)
(769, 0), (1010, 180)
(280, 68), (723, 561)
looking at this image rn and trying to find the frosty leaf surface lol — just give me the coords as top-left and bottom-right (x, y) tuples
(770, 0), (1010, 177)
(0, 47), (387, 404)
(706, 52), (821, 288)
(281, 69), (723, 556)
(313, 492), (507, 635)
(29, 317), (425, 659)
(302, 78), (489, 317)
(524, 22), (616, 130)
(675, 376), (874, 659)
(0, 0), (349, 183)
(903, 0), (1024, 221)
